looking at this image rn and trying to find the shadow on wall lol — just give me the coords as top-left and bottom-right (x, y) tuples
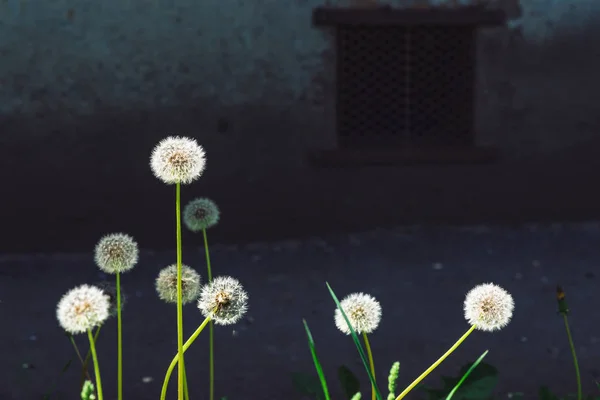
(2, 5), (600, 254)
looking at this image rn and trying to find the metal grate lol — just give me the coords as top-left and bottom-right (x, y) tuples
(336, 25), (476, 149)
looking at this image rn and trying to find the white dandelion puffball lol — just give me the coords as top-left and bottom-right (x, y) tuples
(334, 292), (382, 335)
(150, 136), (206, 185)
(198, 276), (248, 325)
(155, 264), (202, 304)
(183, 197), (220, 232)
(57, 285), (111, 334)
(464, 283), (514, 332)
(94, 233), (139, 274)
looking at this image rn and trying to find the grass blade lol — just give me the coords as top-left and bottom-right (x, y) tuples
(445, 350), (489, 400)
(326, 282), (383, 400)
(303, 319), (331, 400)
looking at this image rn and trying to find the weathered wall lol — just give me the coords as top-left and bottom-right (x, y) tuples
(1, 0), (600, 253)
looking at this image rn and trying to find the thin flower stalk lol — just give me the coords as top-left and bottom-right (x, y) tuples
(151, 136), (206, 400)
(396, 283), (514, 400)
(395, 324), (477, 400)
(161, 316), (212, 400)
(362, 332), (376, 400)
(557, 285), (582, 400)
(87, 328), (104, 400)
(184, 197), (220, 400)
(94, 232), (138, 400)
(203, 228), (215, 400)
(176, 182), (185, 400)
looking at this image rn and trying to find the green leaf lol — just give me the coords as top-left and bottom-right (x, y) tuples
(326, 282), (383, 400)
(338, 365), (361, 400)
(302, 319), (331, 400)
(292, 371), (326, 400)
(420, 361), (497, 400)
(446, 350), (489, 400)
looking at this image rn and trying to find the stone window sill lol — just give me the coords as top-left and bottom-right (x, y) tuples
(307, 146), (499, 167)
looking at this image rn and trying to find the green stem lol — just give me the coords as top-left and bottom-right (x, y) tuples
(395, 324), (477, 400)
(563, 314), (582, 400)
(87, 328), (103, 400)
(116, 272), (123, 400)
(203, 229), (212, 281)
(183, 365), (190, 400)
(203, 228), (215, 400)
(209, 321), (214, 400)
(362, 332), (376, 400)
(161, 317), (212, 400)
(176, 182), (185, 400)
(75, 326), (100, 391)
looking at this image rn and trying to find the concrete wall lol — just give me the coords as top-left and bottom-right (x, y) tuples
(2, 0), (600, 253)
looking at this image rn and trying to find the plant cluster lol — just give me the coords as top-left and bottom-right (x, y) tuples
(54, 136), (243, 400)
(48, 136), (599, 400)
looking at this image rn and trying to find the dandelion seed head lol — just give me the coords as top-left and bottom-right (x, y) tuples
(56, 285), (110, 334)
(183, 198), (220, 232)
(94, 233), (139, 274)
(464, 283), (514, 332)
(334, 292), (382, 335)
(198, 276), (248, 325)
(150, 136), (206, 185)
(155, 264), (202, 304)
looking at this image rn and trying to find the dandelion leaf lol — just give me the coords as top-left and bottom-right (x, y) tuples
(420, 361), (497, 400)
(291, 371), (326, 400)
(338, 365), (361, 400)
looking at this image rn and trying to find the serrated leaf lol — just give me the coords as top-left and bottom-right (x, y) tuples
(338, 365), (361, 400)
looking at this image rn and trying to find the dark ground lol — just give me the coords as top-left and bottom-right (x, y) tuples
(2, 222), (600, 400)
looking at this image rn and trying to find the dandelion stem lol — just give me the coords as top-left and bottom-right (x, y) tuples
(395, 324), (476, 400)
(87, 328), (104, 400)
(68, 333), (92, 388)
(75, 327), (100, 391)
(203, 228), (215, 400)
(183, 366), (190, 400)
(563, 314), (582, 400)
(362, 332), (376, 400)
(161, 316), (212, 400)
(176, 182), (185, 400)
(203, 229), (212, 281)
(116, 271), (123, 400)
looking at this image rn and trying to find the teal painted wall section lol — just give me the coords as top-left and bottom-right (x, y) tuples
(0, 0), (332, 114)
(0, 0), (599, 156)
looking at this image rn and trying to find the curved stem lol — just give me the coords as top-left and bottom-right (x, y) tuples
(203, 228), (215, 400)
(362, 332), (376, 400)
(176, 182), (184, 400)
(116, 272), (123, 400)
(87, 328), (103, 400)
(395, 324), (476, 400)
(161, 316), (212, 400)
